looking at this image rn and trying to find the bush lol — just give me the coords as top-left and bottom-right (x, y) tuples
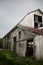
(0, 52), (8, 65)
(0, 50), (43, 65)
(0, 38), (3, 48)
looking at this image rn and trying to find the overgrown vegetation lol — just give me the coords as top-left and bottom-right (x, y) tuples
(0, 38), (3, 48)
(0, 50), (43, 65)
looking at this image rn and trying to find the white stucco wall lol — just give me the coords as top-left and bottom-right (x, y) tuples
(10, 28), (34, 50)
(34, 35), (43, 59)
(10, 28), (35, 56)
(16, 41), (27, 57)
(19, 11), (43, 28)
(10, 29), (18, 50)
(19, 14), (32, 27)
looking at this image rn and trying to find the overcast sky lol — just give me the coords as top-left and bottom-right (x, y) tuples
(0, 0), (43, 38)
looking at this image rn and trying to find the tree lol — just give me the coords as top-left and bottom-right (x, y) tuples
(0, 38), (3, 48)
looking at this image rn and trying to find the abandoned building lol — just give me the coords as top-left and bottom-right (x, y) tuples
(3, 9), (43, 59)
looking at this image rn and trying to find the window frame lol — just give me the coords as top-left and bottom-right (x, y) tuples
(34, 14), (42, 22)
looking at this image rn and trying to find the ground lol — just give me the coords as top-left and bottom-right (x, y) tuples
(0, 50), (43, 65)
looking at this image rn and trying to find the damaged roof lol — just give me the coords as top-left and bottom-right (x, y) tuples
(18, 25), (43, 35)
(26, 27), (43, 35)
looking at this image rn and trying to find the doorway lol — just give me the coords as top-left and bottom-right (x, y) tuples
(26, 39), (33, 56)
(13, 36), (17, 51)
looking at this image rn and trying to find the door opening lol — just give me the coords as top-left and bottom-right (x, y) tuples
(13, 36), (17, 51)
(26, 39), (33, 56)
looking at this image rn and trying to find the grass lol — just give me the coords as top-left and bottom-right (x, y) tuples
(0, 50), (43, 65)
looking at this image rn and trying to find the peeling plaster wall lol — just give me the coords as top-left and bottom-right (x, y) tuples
(34, 35), (43, 59)
(16, 41), (27, 57)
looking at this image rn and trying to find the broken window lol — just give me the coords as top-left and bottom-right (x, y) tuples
(34, 14), (42, 22)
(34, 22), (38, 28)
(34, 14), (42, 28)
(34, 22), (42, 28)
(38, 23), (42, 27)
(34, 15), (38, 22)
(38, 16), (42, 22)
(40, 24), (42, 27)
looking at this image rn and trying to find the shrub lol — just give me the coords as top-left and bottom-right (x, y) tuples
(0, 38), (3, 48)
(0, 50), (43, 65)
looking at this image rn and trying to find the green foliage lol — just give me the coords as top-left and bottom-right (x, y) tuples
(0, 38), (3, 48)
(0, 50), (43, 65)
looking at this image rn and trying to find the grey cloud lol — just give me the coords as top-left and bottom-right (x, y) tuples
(0, 0), (43, 38)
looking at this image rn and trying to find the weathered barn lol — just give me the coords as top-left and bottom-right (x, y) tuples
(3, 9), (43, 59)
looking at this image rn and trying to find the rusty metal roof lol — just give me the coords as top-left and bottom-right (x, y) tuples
(18, 25), (43, 35)
(26, 27), (43, 35)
